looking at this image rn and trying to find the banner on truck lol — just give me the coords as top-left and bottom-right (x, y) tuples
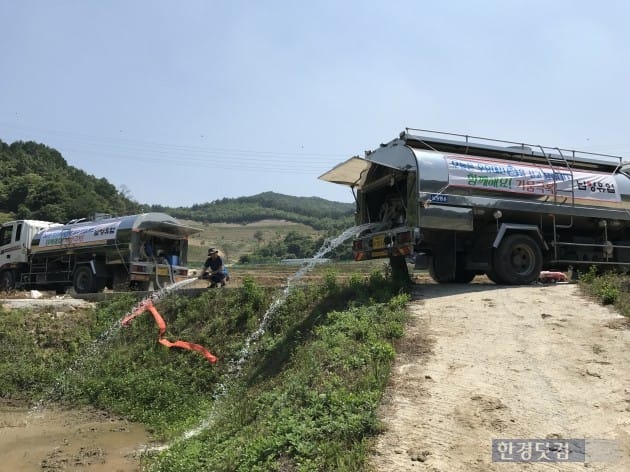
(38, 221), (122, 249)
(445, 154), (621, 203)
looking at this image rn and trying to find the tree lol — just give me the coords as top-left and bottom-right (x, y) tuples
(253, 230), (264, 246)
(284, 231), (315, 259)
(0, 139), (141, 220)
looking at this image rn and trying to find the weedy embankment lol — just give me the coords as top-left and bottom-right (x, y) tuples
(0, 267), (409, 472)
(578, 267), (630, 317)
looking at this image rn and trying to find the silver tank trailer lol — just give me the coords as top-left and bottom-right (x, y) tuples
(28, 212), (200, 292)
(321, 130), (630, 284)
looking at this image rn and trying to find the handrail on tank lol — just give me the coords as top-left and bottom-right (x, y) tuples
(404, 127), (626, 165)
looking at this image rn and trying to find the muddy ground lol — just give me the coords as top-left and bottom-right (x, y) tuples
(0, 292), (152, 472)
(0, 401), (150, 472)
(371, 281), (630, 471)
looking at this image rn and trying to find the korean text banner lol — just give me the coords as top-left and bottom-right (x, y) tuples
(445, 154), (620, 203)
(39, 221), (122, 248)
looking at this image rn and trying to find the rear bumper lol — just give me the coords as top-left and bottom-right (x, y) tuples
(129, 263), (189, 282)
(352, 227), (417, 261)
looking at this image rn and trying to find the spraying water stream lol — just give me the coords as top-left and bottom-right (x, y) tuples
(147, 222), (381, 451)
(26, 222), (383, 460)
(30, 277), (199, 415)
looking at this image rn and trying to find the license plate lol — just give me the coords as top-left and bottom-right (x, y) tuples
(157, 267), (169, 276)
(372, 235), (385, 249)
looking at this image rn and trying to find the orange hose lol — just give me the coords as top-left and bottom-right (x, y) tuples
(121, 300), (217, 364)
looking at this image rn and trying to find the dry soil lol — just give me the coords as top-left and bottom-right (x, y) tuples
(371, 281), (630, 471)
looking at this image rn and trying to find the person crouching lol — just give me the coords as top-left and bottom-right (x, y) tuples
(199, 248), (227, 288)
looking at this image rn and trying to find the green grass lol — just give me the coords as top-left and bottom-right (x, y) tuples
(0, 265), (410, 471)
(578, 266), (630, 315)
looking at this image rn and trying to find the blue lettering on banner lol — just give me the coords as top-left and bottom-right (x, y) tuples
(93, 226), (117, 237)
(429, 194), (448, 203)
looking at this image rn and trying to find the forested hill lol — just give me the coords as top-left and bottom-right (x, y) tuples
(0, 140), (354, 230)
(149, 192), (355, 231)
(0, 140), (142, 222)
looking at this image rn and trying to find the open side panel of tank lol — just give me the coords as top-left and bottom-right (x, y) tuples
(130, 213), (201, 266)
(320, 142), (418, 227)
(318, 156), (371, 188)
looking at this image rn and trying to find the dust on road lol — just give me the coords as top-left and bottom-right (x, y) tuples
(371, 282), (630, 471)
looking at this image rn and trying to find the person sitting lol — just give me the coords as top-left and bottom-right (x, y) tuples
(199, 248), (227, 287)
(140, 239), (154, 260)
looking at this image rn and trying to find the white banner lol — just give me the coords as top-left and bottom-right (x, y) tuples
(39, 221), (122, 248)
(445, 154), (621, 203)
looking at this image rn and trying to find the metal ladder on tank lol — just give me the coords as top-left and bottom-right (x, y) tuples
(538, 146), (575, 261)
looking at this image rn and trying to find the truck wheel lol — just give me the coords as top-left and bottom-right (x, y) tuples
(73, 266), (96, 293)
(428, 255), (455, 283)
(0, 270), (15, 291)
(493, 234), (542, 285)
(453, 253), (476, 283)
(428, 252), (475, 283)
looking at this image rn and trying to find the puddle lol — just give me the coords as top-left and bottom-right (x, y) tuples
(0, 402), (150, 471)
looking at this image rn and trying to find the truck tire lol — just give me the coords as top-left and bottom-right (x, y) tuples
(73, 266), (96, 293)
(428, 252), (475, 283)
(493, 233), (542, 285)
(0, 270), (15, 291)
(453, 253), (476, 283)
(428, 255), (455, 283)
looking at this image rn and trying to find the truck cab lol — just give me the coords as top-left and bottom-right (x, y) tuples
(0, 220), (62, 290)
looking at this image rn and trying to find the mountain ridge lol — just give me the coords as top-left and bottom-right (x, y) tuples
(0, 139), (354, 230)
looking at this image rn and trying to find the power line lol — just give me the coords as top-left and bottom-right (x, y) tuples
(0, 122), (349, 165)
(61, 146), (334, 174)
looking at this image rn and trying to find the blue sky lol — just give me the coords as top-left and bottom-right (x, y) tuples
(1, 0), (629, 207)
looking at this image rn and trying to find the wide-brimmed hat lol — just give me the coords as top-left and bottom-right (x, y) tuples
(208, 248), (219, 255)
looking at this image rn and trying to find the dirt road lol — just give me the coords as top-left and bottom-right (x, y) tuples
(371, 281), (630, 471)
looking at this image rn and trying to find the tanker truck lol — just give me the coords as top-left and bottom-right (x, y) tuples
(320, 129), (630, 284)
(0, 212), (200, 293)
